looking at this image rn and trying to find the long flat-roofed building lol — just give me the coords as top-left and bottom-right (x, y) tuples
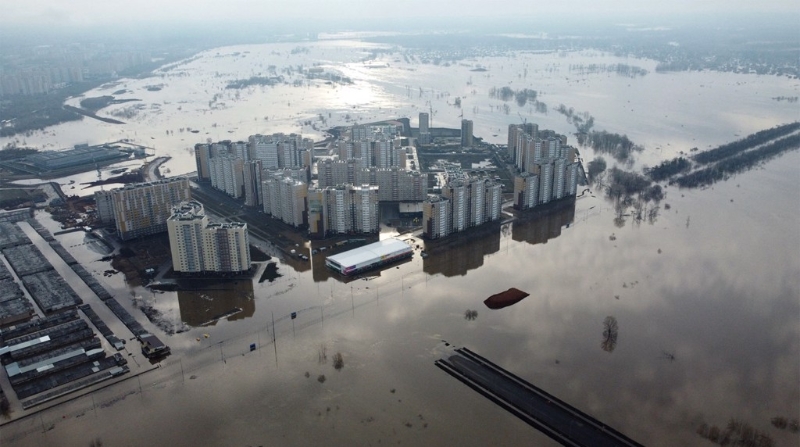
(24, 145), (127, 172)
(325, 238), (412, 276)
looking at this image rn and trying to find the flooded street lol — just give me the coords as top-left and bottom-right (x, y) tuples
(0, 40), (798, 446)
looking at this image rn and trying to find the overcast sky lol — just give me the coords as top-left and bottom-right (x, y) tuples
(2, 0), (797, 26)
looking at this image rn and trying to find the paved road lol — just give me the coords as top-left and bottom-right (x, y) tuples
(437, 348), (642, 447)
(143, 156), (171, 182)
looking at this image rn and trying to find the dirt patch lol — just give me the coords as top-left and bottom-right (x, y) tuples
(47, 195), (99, 229)
(110, 234), (172, 286)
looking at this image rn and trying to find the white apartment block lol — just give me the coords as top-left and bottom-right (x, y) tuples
(538, 162), (554, 205)
(261, 176), (307, 227)
(484, 181), (502, 222)
(209, 155), (244, 198)
(243, 160), (262, 207)
(248, 134), (280, 168)
(167, 201), (208, 273)
(167, 201), (251, 274)
(354, 140), (372, 166)
(358, 167), (427, 202)
(566, 162), (580, 196)
(307, 184), (379, 237)
(422, 196), (451, 239)
(444, 181), (468, 232)
(424, 176), (502, 239)
(373, 139), (393, 168)
(469, 179), (486, 227)
(317, 158), (362, 188)
(514, 172), (540, 210)
(552, 158), (567, 201)
(94, 190), (116, 223)
(202, 222), (250, 273)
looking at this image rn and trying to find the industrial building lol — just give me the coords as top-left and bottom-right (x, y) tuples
(21, 145), (128, 172)
(325, 239), (412, 276)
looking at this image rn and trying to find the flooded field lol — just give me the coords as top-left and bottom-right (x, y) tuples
(0, 40), (798, 446)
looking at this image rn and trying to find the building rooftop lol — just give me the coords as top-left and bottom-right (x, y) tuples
(327, 239), (411, 269)
(169, 201), (205, 221)
(206, 222), (247, 230)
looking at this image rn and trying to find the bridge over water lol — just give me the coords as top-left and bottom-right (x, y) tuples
(435, 346), (643, 447)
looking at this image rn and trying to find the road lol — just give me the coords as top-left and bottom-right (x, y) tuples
(436, 347), (643, 447)
(142, 156), (171, 182)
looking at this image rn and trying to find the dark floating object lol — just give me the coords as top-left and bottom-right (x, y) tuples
(483, 287), (529, 310)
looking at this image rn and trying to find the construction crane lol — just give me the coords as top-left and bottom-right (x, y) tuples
(518, 112), (526, 125)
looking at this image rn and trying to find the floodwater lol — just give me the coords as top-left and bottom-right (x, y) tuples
(0, 40), (798, 447)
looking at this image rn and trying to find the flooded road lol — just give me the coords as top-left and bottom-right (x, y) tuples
(0, 41), (797, 446)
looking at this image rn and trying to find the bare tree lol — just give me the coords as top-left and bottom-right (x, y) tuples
(601, 316), (619, 353)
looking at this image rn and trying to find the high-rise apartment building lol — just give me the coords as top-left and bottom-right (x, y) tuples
(209, 155), (244, 198)
(167, 201), (208, 273)
(95, 190), (116, 223)
(443, 180), (469, 232)
(508, 122), (580, 208)
(513, 172), (540, 210)
(364, 167), (427, 202)
(552, 158), (567, 201)
(167, 201), (251, 274)
(261, 175), (308, 228)
(422, 196), (451, 239)
(538, 162), (554, 205)
(248, 134), (280, 168)
(565, 162), (580, 196)
(418, 112), (431, 145)
(194, 144), (211, 181)
(317, 158), (363, 188)
(424, 176), (502, 239)
(202, 222), (250, 273)
(248, 133), (310, 169)
(307, 184), (379, 238)
(484, 181), (502, 222)
(243, 160), (262, 207)
(461, 119), (473, 148)
(102, 177), (191, 240)
(373, 138), (393, 168)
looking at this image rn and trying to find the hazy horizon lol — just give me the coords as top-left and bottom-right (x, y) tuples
(1, 0), (798, 29)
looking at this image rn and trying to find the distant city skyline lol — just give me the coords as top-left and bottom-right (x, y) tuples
(1, 0), (796, 27)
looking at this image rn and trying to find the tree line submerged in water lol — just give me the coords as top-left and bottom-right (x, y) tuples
(585, 122), (799, 227)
